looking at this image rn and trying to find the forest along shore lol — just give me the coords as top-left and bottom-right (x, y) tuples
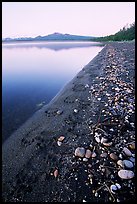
(2, 41), (135, 202)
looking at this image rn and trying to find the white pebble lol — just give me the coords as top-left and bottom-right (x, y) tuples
(123, 147), (132, 157)
(95, 137), (100, 143)
(118, 170), (134, 179)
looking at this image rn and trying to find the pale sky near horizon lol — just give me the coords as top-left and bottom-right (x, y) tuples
(2, 2), (135, 38)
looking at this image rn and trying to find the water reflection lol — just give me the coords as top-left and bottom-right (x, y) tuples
(2, 41), (104, 51)
(2, 41), (104, 142)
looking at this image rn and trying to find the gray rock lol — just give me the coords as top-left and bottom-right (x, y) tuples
(110, 153), (118, 161)
(117, 160), (124, 168)
(123, 147), (132, 157)
(75, 147), (85, 157)
(118, 170), (134, 179)
(100, 152), (107, 158)
(123, 160), (134, 169)
(85, 149), (92, 158)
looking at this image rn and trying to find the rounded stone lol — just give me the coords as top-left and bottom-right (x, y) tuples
(103, 142), (112, 147)
(58, 136), (65, 142)
(115, 183), (121, 189)
(123, 147), (132, 157)
(75, 147), (85, 157)
(85, 149), (92, 158)
(118, 170), (134, 179)
(100, 152), (108, 158)
(117, 160), (124, 168)
(110, 153), (118, 161)
(91, 152), (97, 158)
(54, 169), (58, 178)
(129, 143), (135, 150)
(123, 160), (134, 169)
(83, 158), (88, 162)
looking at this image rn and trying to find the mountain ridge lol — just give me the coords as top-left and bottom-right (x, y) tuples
(3, 32), (96, 42)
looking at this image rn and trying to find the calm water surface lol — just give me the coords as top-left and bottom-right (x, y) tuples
(2, 41), (104, 142)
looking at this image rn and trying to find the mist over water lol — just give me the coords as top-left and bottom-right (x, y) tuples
(2, 41), (103, 143)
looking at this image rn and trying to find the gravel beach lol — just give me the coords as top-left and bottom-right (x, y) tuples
(2, 41), (135, 202)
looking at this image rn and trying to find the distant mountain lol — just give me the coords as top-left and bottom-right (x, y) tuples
(2, 32), (96, 42)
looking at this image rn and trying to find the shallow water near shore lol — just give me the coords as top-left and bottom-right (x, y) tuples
(2, 41), (103, 142)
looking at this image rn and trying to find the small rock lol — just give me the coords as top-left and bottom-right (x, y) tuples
(75, 147), (85, 157)
(85, 149), (92, 158)
(56, 110), (63, 115)
(110, 184), (117, 194)
(115, 183), (121, 189)
(97, 98), (101, 101)
(123, 147), (132, 157)
(118, 170), (134, 179)
(83, 158), (88, 162)
(74, 109), (78, 113)
(117, 160), (124, 168)
(57, 141), (62, 146)
(95, 137), (100, 143)
(119, 153), (123, 159)
(58, 136), (65, 142)
(103, 142), (112, 147)
(100, 137), (108, 144)
(129, 143), (135, 150)
(123, 160), (134, 169)
(100, 152), (108, 158)
(110, 153), (118, 161)
(54, 169), (58, 178)
(91, 152), (97, 158)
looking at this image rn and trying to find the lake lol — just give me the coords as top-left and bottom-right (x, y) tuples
(2, 41), (104, 143)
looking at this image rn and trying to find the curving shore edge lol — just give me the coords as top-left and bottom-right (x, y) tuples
(2, 41), (135, 202)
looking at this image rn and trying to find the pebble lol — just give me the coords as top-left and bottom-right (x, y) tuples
(100, 152), (108, 158)
(54, 169), (58, 178)
(100, 137), (108, 144)
(110, 153), (118, 161)
(117, 160), (124, 168)
(74, 109), (78, 113)
(85, 149), (92, 158)
(129, 143), (135, 150)
(75, 147), (85, 157)
(123, 160), (134, 169)
(123, 147), (132, 157)
(56, 110), (63, 115)
(95, 137), (100, 143)
(115, 183), (121, 189)
(91, 152), (97, 158)
(58, 136), (65, 142)
(57, 141), (62, 146)
(83, 158), (88, 162)
(102, 142), (112, 147)
(118, 170), (134, 179)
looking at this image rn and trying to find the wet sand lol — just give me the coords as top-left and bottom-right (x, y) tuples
(2, 41), (135, 202)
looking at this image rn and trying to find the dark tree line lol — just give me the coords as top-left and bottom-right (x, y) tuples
(92, 22), (135, 42)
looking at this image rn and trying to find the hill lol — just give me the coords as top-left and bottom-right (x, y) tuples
(93, 22), (135, 42)
(3, 33), (95, 42)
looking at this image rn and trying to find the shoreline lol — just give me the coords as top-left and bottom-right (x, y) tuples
(2, 41), (135, 202)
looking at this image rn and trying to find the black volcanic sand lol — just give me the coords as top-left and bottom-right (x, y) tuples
(2, 41), (135, 202)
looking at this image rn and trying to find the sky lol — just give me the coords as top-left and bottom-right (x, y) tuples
(2, 2), (135, 38)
